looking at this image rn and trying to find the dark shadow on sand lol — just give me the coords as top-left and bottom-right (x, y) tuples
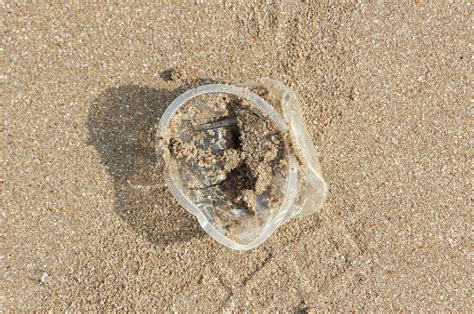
(87, 79), (215, 246)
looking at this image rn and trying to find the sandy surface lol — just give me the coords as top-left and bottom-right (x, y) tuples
(2, 1), (471, 311)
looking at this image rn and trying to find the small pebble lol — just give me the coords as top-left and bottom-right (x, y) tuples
(40, 272), (49, 284)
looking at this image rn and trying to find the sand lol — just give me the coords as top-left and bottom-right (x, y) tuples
(166, 92), (286, 208)
(2, 2), (471, 311)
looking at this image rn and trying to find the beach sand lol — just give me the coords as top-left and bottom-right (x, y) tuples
(2, 2), (471, 311)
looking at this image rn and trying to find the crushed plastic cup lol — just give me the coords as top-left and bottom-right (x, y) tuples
(156, 78), (327, 250)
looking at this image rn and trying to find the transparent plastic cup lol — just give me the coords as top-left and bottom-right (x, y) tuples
(156, 78), (327, 250)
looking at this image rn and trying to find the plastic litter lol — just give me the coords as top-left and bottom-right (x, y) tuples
(156, 78), (327, 250)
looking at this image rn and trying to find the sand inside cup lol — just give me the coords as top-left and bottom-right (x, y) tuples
(166, 93), (288, 228)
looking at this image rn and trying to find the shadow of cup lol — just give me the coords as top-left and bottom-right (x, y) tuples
(88, 82), (212, 246)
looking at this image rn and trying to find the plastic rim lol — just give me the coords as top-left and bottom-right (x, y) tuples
(156, 84), (298, 250)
